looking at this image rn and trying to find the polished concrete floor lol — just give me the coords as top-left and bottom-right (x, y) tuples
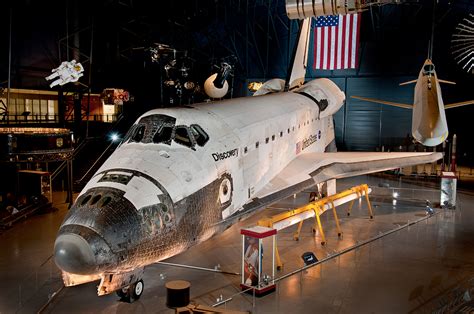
(1, 175), (474, 313)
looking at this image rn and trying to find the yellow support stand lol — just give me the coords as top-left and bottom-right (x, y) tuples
(294, 221), (304, 241)
(365, 190), (374, 219)
(330, 200), (343, 238)
(347, 199), (355, 216)
(275, 246), (283, 270)
(312, 205), (327, 246)
(257, 183), (373, 270)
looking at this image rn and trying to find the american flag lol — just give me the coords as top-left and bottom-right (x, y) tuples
(313, 14), (361, 70)
(296, 141), (302, 155)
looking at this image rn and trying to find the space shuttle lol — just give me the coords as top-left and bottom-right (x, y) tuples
(54, 18), (441, 301)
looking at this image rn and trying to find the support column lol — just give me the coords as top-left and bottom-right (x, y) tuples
(66, 159), (73, 208)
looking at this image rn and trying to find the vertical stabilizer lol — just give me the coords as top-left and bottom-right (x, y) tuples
(285, 18), (312, 91)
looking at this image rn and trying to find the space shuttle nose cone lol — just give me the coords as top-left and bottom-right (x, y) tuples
(54, 233), (96, 275)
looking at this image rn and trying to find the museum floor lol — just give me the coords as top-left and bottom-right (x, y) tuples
(1, 174), (474, 313)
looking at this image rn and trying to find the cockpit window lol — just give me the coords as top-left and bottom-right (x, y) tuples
(121, 124), (137, 144)
(174, 126), (193, 147)
(122, 114), (210, 150)
(190, 124), (209, 146)
(126, 114), (177, 144)
(131, 125), (145, 142)
(153, 125), (173, 144)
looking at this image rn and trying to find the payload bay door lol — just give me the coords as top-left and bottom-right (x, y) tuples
(243, 143), (259, 199)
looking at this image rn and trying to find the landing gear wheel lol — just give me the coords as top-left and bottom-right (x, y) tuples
(116, 287), (129, 299)
(116, 280), (144, 303)
(132, 280), (144, 300)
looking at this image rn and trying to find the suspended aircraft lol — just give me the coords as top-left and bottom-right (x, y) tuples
(352, 58), (474, 147)
(351, 5), (474, 147)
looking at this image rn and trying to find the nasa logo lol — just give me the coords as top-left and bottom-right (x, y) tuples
(212, 148), (239, 161)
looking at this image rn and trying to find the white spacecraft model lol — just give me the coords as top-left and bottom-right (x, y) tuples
(45, 60), (84, 88)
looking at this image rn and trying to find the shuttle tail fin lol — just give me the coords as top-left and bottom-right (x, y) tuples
(285, 18), (312, 91)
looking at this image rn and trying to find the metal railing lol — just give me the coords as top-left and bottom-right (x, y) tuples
(76, 140), (117, 184)
(0, 114), (119, 124)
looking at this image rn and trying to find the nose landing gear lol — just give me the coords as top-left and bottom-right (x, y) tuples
(117, 279), (144, 303)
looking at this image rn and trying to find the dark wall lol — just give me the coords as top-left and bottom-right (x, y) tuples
(0, 0), (473, 159)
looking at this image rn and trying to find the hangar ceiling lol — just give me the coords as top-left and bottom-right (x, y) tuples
(0, 0), (473, 154)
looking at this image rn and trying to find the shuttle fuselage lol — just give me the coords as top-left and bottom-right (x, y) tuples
(54, 79), (344, 285)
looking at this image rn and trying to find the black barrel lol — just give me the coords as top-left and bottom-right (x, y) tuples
(165, 280), (191, 308)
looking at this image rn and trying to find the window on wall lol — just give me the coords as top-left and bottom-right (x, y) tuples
(48, 100), (56, 120)
(32, 99), (40, 119)
(16, 98), (26, 119)
(40, 100), (48, 120)
(21, 99), (29, 115)
(272, 135), (275, 141)
(8, 98), (16, 116)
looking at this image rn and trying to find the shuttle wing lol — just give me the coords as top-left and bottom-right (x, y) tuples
(351, 96), (413, 109)
(444, 100), (474, 109)
(240, 152), (441, 214)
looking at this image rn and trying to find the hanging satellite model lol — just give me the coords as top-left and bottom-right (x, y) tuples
(452, 14), (474, 74)
(101, 89), (130, 106)
(204, 62), (232, 99)
(148, 43), (199, 105)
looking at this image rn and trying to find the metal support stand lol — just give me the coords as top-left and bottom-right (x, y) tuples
(347, 199), (355, 216)
(312, 206), (327, 246)
(330, 200), (343, 238)
(364, 190), (374, 219)
(258, 184), (373, 270)
(293, 221), (304, 241)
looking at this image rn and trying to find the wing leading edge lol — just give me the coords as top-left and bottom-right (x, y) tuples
(351, 96), (413, 109)
(240, 152), (441, 215)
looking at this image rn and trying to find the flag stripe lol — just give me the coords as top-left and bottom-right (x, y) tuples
(316, 27), (321, 69)
(312, 14), (359, 70)
(327, 26), (332, 69)
(344, 16), (350, 68)
(323, 26), (328, 70)
(351, 14), (358, 68)
(330, 26), (336, 70)
(336, 17), (343, 69)
(341, 16), (346, 69)
(348, 14), (353, 70)
(355, 13), (361, 69)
